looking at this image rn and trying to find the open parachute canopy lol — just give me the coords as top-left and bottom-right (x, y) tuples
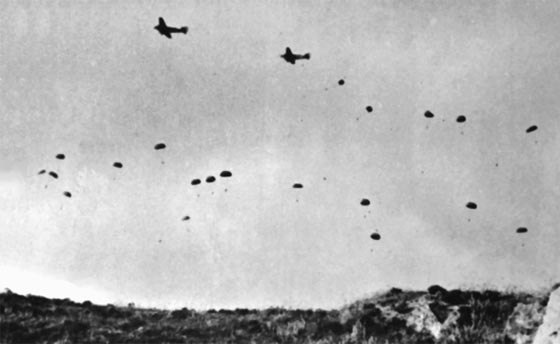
(526, 125), (538, 133)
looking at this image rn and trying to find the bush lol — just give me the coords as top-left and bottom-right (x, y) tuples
(428, 285), (448, 295)
(171, 307), (192, 319)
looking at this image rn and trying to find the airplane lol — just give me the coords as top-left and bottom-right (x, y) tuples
(154, 17), (188, 39)
(280, 47), (310, 64)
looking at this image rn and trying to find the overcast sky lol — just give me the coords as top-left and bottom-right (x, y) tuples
(1, 0), (560, 310)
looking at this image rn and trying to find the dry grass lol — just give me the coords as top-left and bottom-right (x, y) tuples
(0, 287), (548, 344)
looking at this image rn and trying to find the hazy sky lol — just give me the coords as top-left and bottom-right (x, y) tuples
(1, 0), (560, 310)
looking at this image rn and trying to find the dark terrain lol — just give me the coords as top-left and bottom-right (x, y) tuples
(0, 286), (550, 344)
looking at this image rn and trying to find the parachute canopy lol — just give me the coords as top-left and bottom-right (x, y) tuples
(456, 115), (466, 123)
(63, 191), (72, 198)
(338, 79), (345, 86)
(56, 154), (65, 160)
(360, 198), (370, 206)
(182, 216), (190, 221)
(466, 202), (477, 209)
(366, 106), (373, 113)
(191, 179), (201, 186)
(38, 169), (46, 175)
(113, 162), (123, 168)
(516, 227), (528, 234)
(154, 143), (166, 150)
(206, 176), (216, 183)
(370, 233), (381, 240)
(526, 125), (538, 133)
(292, 183), (303, 189)
(220, 170), (232, 178)
(48, 171), (58, 179)
(424, 111), (434, 118)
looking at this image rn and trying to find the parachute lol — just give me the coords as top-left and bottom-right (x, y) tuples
(48, 171), (58, 179)
(182, 216), (190, 221)
(366, 106), (373, 113)
(292, 183), (303, 189)
(220, 170), (232, 178)
(370, 233), (381, 240)
(456, 115), (466, 123)
(516, 227), (528, 234)
(466, 202), (477, 209)
(191, 179), (201, 186)
(38, 170), (46, 175)
(113, 162), (123, 168)
(360, 198), (370, 206)
(63, 191), (72, 198)
(424, 111), (434, 118)
(338, 79), (345, 86)
(206, 176), (216, 183)
(56, 154), (65, 160)
(526, 125), (538, 133)
(154, 143), (166, 150)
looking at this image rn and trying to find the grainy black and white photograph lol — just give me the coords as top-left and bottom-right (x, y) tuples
(1, 1), (560, 343)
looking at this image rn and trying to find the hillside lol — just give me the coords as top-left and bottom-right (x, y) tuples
(0, 286), (552, 344)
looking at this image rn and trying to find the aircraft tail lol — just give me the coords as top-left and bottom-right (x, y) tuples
(180, 26), (188, 34)
(303, 53), (311, 59)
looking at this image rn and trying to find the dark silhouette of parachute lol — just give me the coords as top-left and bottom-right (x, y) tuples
(424, 111), (434, 118)
(366, 106), (373, 113)
(154, 143), (166, 150)
(63, 191), (72, 198)
(456, 116), (466, 123)
(516, 227), (528, 234)
(220, 170), (232, 178)
(370, 233), (381, 240)
(113, 162), (123, 168)
(191, 179), (201, 186)
(292, 183), (303, 189)
(48, 171), (58, 179)
(56, 154), (65, 160)
(206, 176), (216, 183)
(338, 79), (345, 86)
(38, 170), (46, 175)
(526, 125), (538, 133)
(466, 202), (477, 209)
(182, 216), (190, 221)
(361, 199), (370, 206)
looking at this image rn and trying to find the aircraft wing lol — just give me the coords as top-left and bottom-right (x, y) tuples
(162, 30), (172, 39)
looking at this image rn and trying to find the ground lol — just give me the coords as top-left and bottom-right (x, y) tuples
(0, 286), (551, 344)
